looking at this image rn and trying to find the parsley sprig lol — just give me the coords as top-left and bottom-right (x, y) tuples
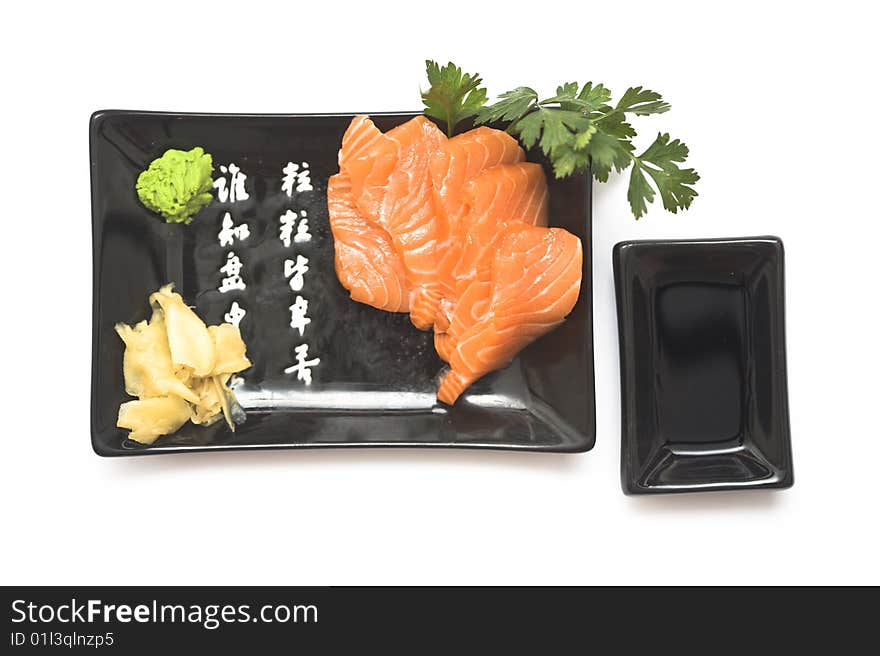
(421, 61), (698, 219)
(421, 61), (488, 138)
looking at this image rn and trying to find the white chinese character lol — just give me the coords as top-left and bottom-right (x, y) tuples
(280, 210), (311, 247)
(224, 301), (246, 327)
(279, 209), (297, 247)
(281, 163), (297, 197)
(289, 295), (311, 336)
(213, 163), (249, 203)
(218, 212), (250, 247)
(282, 161), (313, 196)
(219, 252), (246, 293)
(284, 343), (320, 384)
(284, 255), (309, 292)
(294, 210), (312, 243)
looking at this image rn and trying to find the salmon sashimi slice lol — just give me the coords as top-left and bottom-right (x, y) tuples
(430, 128), (525, 329)
(327, 172), (410, 312)
(431, 127), (525, 233)
(435, 162), (549, 361)
(453, 162), (549, 285)
(342, 118), (398, 222)
(338, 115), (385, 166)
(338, 115), (395, 207)
(345, 116), (447, 330)
(331, 116), (410, 311)
(434, 279), (490, 361)
(437, 225), (582, 405)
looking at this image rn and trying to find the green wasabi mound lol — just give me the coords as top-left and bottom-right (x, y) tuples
(136, 147), (214, 224)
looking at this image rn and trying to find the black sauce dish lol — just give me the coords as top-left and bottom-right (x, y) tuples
(613, 237), (793, 494)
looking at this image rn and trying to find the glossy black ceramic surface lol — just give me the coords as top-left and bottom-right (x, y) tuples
(90, 111), (595, 456)
(613, 237), (792, 493)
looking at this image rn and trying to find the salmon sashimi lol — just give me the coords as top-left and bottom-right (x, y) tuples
(338, 115), (386, 168)
(434, 162), (549, 362)
(430, 128), (525, 329)
(344, 116), (447, 330)
(342, 117), (398, 221)
(328, 115), (583, 405)
(454, 162), (549, 285)
(437, 225), (583, 405)
(338, 115), (396, 209)
(434, 279), (491, 362)
(327, 172), (410, 312)
(330, 116), (410, 311)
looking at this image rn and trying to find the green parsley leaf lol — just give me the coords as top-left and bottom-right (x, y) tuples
(540, 82), (582, 111)
(474, 87), (538, 124)
(578, 82), (613, 111)
(421, 60), (488, 137)
(627, 161), (655, 219)
(573, 123), (598, 149)
(539, 82), (613, 114)
(512, 110), (544, 150)
(586, 132), (634, 182)
(627, 133), (700, 218)
(510, 108), (591, 155)
(551, 144), (591, 178)
(596, 112), (637, 140)
(615, 86), (671, 115)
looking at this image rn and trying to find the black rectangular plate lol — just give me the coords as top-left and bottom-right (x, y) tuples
(90, 111), (596, 455)
(613, 237), (792, 493)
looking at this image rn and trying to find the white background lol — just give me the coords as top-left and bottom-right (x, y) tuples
(2, 1), (877, 585)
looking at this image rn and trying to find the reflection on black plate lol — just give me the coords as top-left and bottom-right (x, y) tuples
(613, 237), (792, 493)
(90, 111), (595, 455)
